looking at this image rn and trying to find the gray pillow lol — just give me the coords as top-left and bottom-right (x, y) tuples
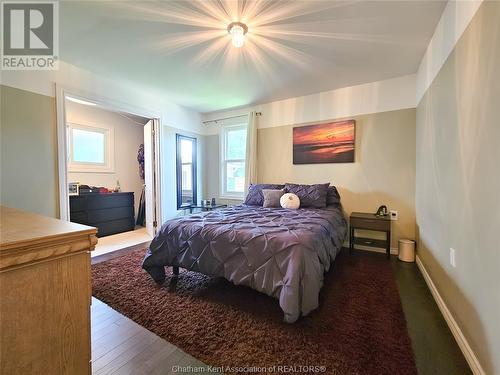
(244, 184), (285, 206)
(284, 183), (330, 208)
(262, 189), (285, 208)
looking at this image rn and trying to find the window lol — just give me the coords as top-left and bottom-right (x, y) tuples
(220, 124), (247, 199)
(68, 123), (114, 173)
(176, 134), (197, 209)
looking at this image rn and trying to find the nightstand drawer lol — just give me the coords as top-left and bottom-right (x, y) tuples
(353, 237), (388, 248)
(350, 217), (390, 231)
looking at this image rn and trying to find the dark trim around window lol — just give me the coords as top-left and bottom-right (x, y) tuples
(176, 134), (197, 210)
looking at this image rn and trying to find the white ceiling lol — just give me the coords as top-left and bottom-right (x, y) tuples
(60, 1), (446, 113)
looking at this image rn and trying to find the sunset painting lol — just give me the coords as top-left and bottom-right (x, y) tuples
(293, 120), (355, 164)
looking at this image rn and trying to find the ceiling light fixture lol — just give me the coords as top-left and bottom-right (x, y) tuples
(227, 21), (248, 48)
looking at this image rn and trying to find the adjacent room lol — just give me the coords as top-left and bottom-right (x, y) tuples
(1, 1), (498, 375)
(64, 96), (154, 256)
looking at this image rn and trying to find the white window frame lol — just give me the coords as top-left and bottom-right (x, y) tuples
(67, 122), (115, 173)
(220, 123), (247, 200)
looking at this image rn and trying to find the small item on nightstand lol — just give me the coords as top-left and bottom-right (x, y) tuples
(115, 180), (121, 192)
(211, 198), (216, 206)
(375, 205), (388, 217)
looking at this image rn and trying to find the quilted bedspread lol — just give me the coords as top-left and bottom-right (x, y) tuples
(142, 204), (347, 323)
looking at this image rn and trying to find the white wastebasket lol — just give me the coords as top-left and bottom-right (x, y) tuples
(398, 239), (415, 262)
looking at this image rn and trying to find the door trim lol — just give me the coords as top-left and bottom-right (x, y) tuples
(55, 84), (162, 229)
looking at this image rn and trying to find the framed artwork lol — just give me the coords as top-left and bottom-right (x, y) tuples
(293, 120), (355, 164)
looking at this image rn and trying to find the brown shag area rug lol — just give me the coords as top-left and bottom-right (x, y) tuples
(92, 249), (417, 375)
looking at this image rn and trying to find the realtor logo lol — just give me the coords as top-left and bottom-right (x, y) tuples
(1, 1), (59, 70)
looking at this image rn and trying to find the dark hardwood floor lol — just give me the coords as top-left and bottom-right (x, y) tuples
(91, 247), (471, 374)
(391, 254), (472, 374)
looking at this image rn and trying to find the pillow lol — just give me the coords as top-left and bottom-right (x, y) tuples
(280, 193), (300, 209)
(262, 189), (285, 208)
(284, 183), (330, 208)
(244, 184), (285, 206)
(326, 186), (341, 206)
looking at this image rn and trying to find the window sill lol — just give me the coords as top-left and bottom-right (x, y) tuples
(68, 167), (115, 174)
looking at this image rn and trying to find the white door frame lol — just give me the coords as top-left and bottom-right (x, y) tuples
(55, 84), (162, 233)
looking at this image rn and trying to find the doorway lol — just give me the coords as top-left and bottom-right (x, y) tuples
(56, 88), (161, 256)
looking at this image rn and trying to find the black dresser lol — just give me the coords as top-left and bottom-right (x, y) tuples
(70, 192), (135, 237)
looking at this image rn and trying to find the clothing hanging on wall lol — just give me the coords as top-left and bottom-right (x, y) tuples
(137, 144), (145, 180)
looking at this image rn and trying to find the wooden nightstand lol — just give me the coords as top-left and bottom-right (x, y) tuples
(349, 212), (391, 258)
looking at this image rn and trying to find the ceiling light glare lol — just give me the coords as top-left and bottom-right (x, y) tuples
(227, 22), (248, 48)
(66, 96), (97, 106)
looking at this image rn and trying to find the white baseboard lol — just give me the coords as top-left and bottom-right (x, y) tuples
(415, 255), (485, 375)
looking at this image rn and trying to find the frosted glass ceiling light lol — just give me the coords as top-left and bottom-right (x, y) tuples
(227, 22), (248, 48)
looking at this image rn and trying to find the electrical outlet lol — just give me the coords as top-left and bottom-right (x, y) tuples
(450, 248), (456, 268)
(390, 210), (398, 220)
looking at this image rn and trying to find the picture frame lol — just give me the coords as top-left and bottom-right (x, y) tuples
(293, 120), (356, 164)
(68, 182), (80, 196)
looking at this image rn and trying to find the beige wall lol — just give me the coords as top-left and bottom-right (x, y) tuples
(416, 2), (500, 374)
(204, 109), (416, 248)
(66, 101), (145, 217)
(203, 134), (220, 203)
(1, 85), (59, 217)
(257, 109), (416, 248)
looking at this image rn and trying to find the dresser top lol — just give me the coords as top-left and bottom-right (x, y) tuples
(0, 206), (97, 250)
(71, 191), (134, 197)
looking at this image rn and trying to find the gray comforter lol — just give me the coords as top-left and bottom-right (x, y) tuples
(142, 204), (347, 323)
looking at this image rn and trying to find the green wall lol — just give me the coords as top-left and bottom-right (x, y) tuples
(416, 2), (500, 373)
(1, 85), (59, 217)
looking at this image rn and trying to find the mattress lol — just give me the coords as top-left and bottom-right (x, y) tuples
(142, 204), (347, 322)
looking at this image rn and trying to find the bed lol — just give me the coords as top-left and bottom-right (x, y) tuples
(142, 200), (347, 323)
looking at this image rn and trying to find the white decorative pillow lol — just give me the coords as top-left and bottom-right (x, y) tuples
(280, 193), (300, 209)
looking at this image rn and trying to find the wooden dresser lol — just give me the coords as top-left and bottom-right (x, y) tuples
(0, 206), (97, 375)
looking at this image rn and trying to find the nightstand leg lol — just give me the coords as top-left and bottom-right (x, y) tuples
(386, 230), (391, 259)
(349, 227), (354, 255)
